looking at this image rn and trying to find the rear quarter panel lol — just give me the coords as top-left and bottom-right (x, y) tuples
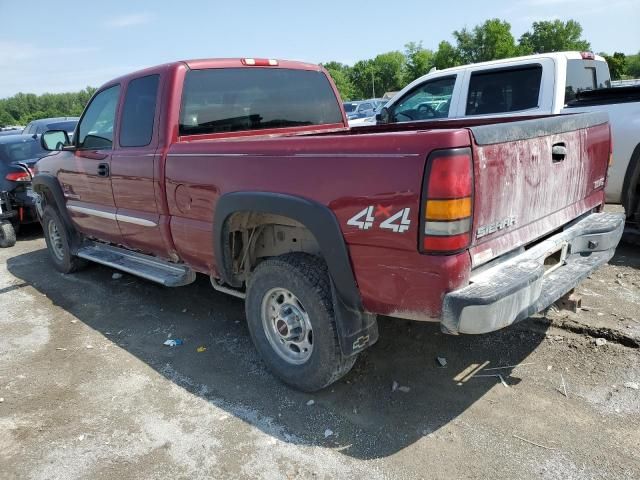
(165, 129), (472, 318)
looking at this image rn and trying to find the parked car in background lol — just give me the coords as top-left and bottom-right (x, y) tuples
(349, 101), (387, 127)
(0, 134), (49, 246)
(34, 57), (622, 391)
(23, 117), (79, 140)
(344, 100), (376, 120)
(377, 51), (640, 229)
(0, 127), (25, 137)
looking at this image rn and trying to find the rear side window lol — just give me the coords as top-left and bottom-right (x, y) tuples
(564, 60), (612, 103)
(179, 68), (343, 135)
(120, 75), (159, 147)
(466, 65), (542, 115)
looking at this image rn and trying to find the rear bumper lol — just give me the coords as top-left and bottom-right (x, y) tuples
(441, 212), (625, 335)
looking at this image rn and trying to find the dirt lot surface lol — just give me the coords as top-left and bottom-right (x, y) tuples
(1, 226), (639, 479)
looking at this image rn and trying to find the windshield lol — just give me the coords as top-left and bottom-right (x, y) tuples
(47, 121), (77, 133)
(343, 103), (357, 113)
(0, 139), (47, 164)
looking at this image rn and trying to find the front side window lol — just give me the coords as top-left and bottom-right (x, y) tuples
(179, 68), (343, 136)
(24, 123), (35, 135)
(391, 76), (456, 122)
(77, 85), (120, 149)
(565, 60), (612, 103)
(466, 65), (542, 116)
(119, 75), (159, 147)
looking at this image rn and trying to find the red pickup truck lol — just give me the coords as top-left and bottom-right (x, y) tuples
(33, 58), (624, 391)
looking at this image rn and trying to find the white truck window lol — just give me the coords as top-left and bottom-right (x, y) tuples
(466, 65), (542, 115)
(391, 76), (456, 122)
(564, 60), (612, 103)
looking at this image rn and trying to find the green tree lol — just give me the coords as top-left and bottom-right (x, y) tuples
(601, 52), (627, 80)
(626, 52), (640, 78)
(519, 20), (590, 54)
(403, 41), (434, 84)
(0, 87), (96, 127)
(433, 41), (461, 70)
(322, 62), (356, 100)
(453, 19), (518, 63)
(349, 52), (406, 99)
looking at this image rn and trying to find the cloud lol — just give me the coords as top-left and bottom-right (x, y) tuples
(104, 13), (153, 28)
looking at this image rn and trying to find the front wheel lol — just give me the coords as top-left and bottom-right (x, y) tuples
(42, 206), (87, 273)
(245, 253), (356, 391)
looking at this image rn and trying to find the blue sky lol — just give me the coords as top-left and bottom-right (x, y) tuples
(0, 0), (638, 98)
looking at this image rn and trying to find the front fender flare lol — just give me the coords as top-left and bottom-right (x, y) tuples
(31, 173), (81, 252)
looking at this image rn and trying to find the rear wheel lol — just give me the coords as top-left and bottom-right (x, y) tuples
(0, 221), (16, 248)
(42, 206), (87, 273)
(245, 253), (356, 391)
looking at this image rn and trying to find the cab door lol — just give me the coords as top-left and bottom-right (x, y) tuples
(58, 84), (122, 244)
(110, 74), (172, 258)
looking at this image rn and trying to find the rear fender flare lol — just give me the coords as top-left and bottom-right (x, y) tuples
(213, 192), (378, 356)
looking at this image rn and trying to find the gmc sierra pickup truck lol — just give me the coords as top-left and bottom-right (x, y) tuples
(33, 58), (624, 391)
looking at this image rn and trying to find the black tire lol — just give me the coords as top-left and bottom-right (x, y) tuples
(42, 205), (87, 273)
(245, 253), (357, 392)
(0, 221), (17, 248)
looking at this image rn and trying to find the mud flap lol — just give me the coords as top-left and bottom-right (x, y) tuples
(331, 280), (378, 356)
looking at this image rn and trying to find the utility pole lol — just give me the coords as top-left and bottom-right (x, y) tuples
(371, 70), (376, 99)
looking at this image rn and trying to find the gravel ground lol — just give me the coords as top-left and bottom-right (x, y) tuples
(1, 224), (639, 479)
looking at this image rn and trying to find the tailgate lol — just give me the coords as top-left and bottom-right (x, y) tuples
(468, 112), (610, 267)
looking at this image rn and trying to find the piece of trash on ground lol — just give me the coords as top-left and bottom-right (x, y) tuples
(436, 357), (447, 367)
(196, 345), (207, 353)
(513, 434), (555, 450)
(392, 381), (399, 392)
(0, 398), (4, 403)
(164, 339), (183, 347)
(324, 429), (333, 438)
(594, 338), (607, 347)
(623, 381), (639, 390)
(306, 399), (315, 406)
(474, 374), (509, 388)
(398, 386), (411, 393)
(85, 345), (93, 349)
(111, 272), (123, 280)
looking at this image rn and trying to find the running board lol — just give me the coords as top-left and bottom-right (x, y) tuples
(76, 243), (196, 287)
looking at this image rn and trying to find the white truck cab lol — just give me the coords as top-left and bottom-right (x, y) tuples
(380, 52), (640, 214)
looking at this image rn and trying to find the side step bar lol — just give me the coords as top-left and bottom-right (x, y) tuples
(76, 243), (196, 287)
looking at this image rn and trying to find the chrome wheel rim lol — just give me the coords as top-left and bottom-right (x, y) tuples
(261, 287), (313, 365)
(48, 219), (64, 261)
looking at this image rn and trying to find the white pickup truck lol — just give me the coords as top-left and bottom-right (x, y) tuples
(376, 52), (640, 227)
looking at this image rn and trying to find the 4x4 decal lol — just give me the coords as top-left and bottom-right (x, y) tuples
(347, 205), (411, 233)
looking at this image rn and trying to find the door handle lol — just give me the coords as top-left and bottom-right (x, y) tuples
(97, 163), (110, 177)
(552, 143), (567, 163)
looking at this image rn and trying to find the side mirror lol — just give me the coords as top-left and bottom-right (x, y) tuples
(377, 107), (391, 124)
(41, 130), (71, 151)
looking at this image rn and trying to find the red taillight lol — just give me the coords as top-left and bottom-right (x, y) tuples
(241, 58), (279, 66)
(420, 148), (473, 254)
(5, 170), (32, 182)
(580, 51), (595, 60)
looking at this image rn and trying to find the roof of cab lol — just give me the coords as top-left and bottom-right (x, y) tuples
(103, 58), (324, 89)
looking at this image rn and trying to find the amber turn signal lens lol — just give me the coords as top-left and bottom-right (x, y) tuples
(425, 197), (472, 221)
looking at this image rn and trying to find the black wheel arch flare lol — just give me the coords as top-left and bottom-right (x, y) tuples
(213, 191), (378, 356)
